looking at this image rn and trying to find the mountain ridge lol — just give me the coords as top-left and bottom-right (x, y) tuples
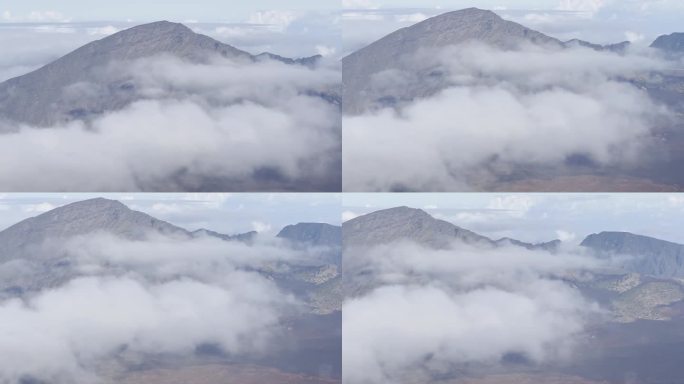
(651, 32), (684, 53)
(0, 198), (294, 261)
(581, 231), (684, 278)
(0, 21), (321, 127)
(277, 222), (342, 247)
(342, 7), (682, 115)
(343, 206), (559, 251)
(342, 7), (564, 114)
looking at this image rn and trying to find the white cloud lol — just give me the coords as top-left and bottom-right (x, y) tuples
(0, 9), (71, 23)
(394, 13), (429, 23)
(0, 232), (306, 383)
(343, 43), (672, 191)
(28, 10), (69, 22)
(556, 0), (606, 14)
(22, 202), (57, 213)
(251, 221), (272, 233)
(0, 55), (341, 191)
(556, 229), (578, 242)
(342, 210), (360, 222)
(150, 202), (183, 214)
(247, 10), (298, 32)
(486, 195), (536, 216)
(625, 30), (645, 43)
(343, 241), (603, 383)
(342, 0), (380, 10)
(87, 25), (119, 36)
(668, 195), (684, 207)
(316, 44), (337, 57)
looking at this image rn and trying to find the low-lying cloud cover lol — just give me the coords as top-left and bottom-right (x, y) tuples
(343, 43), (675, 191)
(343, 240), (604, 383)
(0, 55), (341, 191)
(0, 232), (309, 384)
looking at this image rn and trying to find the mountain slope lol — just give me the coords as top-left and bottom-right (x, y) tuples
(192, 228), (257, 243)
(581, 232), (684, 278)
(343, 206), (559, 252)
(277, 223), (342, 247)
(0, 21), (319, 127)
(343, 206), (493, 249)
(342, 8), (563, 114)
(651, 32), (684, 53)
(0, 198), (190, 261)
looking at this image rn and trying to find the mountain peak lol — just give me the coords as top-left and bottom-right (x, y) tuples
(342, 8), (562, 114)
(581, 232), (684, 278)
(437, 7), (501, 20)
(651, 32), (684, 53)
(61, 197), (128, 211)
(124, 20), (193, 34)
(277, 223), (342, 247)
(0, 199), (190, 261)
(363, 206), (431, 220)
(0, 20), (253, 126)
(343, 206), (492, 249)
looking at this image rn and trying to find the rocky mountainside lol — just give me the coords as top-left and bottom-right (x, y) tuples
(342, 8), (680, 115)
(342, 8), (564, 114)
(277, 223), (342, 247)
(192, 228), (257, 242)
(0, 198), (190, 261)
(651, 32), (684, 53)
(581, 231), (684, 278)
(564, 38), (630, 53)
(0, 21), (320, 127)
(343, 206), (558, 251)
(343, 206), (493, 249)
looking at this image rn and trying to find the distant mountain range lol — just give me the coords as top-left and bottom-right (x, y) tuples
(344, 205), (684, 336)
(651, 32), (684, 53)
(345, 206), (684, 279)
(0, 197), (250, 262)
(0, 198), (342, 315)
(0, 21), (323, 127)
(278, 222), (342, 248)
(582, 231), (684, 278)
(342, 7), (684, 115)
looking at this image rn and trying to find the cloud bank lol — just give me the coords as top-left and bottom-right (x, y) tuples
(0, 55), (341, 191)
(0, 233), (308, 384)
(343, 240), (603, 383)
(343, 43), (673, 191)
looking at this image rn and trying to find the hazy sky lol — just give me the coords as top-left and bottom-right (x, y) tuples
(0, 1), (342, 66)
(1, 0), (339, 22)
(343, 194), (684, 244)
(343, 0), (684, 53)
(0, 193), (341, 236)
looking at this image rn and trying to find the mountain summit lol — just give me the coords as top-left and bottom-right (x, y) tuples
(651, 32), (684, 53)
(342, 8), (563, 114)
(0, 198), (190, 261)
(343, 206), (494, 249)
(581, 231), (684, 278)
(277, 223), (342, 247)
(344, 206), (562, 251)
(0, 21), (317, 127)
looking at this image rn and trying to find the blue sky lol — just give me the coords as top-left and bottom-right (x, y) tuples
(344, 193), (684, 245)
(0, 193), (341, 236)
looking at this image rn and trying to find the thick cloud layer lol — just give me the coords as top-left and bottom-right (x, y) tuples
(343, 241), (604, 384)
(0, 55), (341, 191)
(343, 43), (674, 191)
(0, 233), (306, 384)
